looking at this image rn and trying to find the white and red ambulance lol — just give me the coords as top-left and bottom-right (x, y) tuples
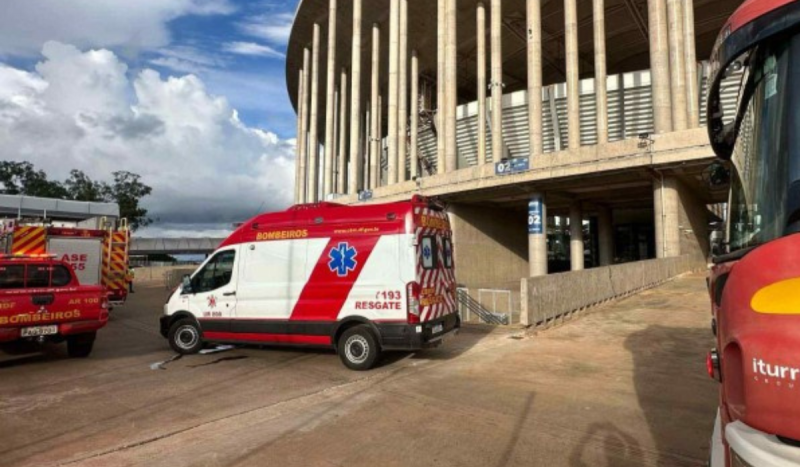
(160, 195), (459, 370)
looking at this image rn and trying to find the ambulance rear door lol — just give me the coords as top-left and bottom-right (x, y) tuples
(47, 237), (102, 286)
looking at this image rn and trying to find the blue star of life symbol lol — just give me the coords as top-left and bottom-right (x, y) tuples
(328, 242), (358, 277)
(423, 244), (432, 260)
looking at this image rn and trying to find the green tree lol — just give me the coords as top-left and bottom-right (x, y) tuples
(0, 161), (68, 198)
(64, 170), (109, 202)
(107, 171), (153, 230)
(0, 163), (153, 231)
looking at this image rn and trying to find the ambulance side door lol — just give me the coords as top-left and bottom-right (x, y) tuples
(184, 247), (238, 331)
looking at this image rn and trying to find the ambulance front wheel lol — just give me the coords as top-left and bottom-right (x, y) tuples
(168, 319), (204, 355)
(338, 325), (381, 371)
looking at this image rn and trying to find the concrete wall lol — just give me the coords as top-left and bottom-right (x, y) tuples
(134, 266), (197, 288)
(676, 179), (710, 261)
(520, 255), (704, 326)
(449, 203), (528, 291)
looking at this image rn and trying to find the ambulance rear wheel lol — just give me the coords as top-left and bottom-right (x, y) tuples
(168, 319), (203, 355)
(338, 325), (381, 371)
(67, 332), (96, 358)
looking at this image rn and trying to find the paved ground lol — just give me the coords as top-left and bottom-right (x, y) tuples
(0, 273), (717, 467)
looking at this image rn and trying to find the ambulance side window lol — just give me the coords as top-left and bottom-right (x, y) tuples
(443, 238), (453, 269)
(26, 264), (50, 288)
(0, 265), (25, 289)
(193, 250), (236, 293)
(421, 236), (437, 270)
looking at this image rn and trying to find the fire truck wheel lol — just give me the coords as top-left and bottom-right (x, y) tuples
(338, 325), (381, 371)
(67, 332), (96, 358)
(168, 319), (204, 355)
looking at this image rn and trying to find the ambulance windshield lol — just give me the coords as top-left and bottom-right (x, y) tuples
(727, 32), (800, 252)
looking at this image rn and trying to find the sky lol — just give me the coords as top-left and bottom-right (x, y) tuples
(0, 0), (302, 237)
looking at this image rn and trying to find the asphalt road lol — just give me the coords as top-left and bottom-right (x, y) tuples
(0, 274), (717, 467)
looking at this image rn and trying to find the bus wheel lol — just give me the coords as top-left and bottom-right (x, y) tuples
(168, 319), (203, 355)
(338, 325), (381, 371)
(67, 332), (96, 358)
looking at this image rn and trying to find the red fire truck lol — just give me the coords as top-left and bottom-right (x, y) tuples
(2, 219), (130, 306)
(706, 0), (800, 464)
(0, 254), (109, 357)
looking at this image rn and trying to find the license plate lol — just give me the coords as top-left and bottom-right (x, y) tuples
(21, 325), (58, 338)
(431, 324), (443, 334)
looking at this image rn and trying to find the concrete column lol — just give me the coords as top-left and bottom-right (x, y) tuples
(598, 205), (613, 266)
(323, 0), (338, 199)
(648, 0), (673, 133)
(300, 49), (312, 203)
(667, 0), (687, 131)
(370, 23), (381, 189)
(477, 2), (488, 165)
(593, 0), (608, 144)
(570, 201), (584, 271)
(490, 0), (504, 163)
(387, 0), (400, 185)
(528, 194), (548, 277)
(526, 0), (543, 157)
(376, 94), (383, 185)
(337, 68), (348, 193)
(365, 104), (371, 188)
(564, 0), (581, 150)
(653, 175), (680, 258)
(398, 0), (409, 181)
(348, 0), (363, 195)
(444, 0), (457, 172)
(331, 88), (339, 196)
(683, 0), (699, 128)
(410, 50), (419, 180)
(360, 107), (369, 186)
(308, 23), (322, 202)
(437, 0), (446, 174)
(295, 68), (306, 204)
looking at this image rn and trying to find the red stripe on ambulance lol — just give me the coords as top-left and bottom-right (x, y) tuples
(289, 235), (381, 322)
(204, 332), (331, 346)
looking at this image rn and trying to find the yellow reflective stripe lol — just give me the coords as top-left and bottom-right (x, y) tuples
(751, 278), (800, 314)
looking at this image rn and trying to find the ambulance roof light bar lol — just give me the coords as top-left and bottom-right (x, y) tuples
(288, 202), (346, 211)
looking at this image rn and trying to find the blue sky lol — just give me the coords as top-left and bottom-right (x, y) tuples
(1, 0), (301, 137)
(0, 0), (303, 235)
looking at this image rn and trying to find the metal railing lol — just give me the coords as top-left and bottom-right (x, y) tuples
(457, 288), (509, 325)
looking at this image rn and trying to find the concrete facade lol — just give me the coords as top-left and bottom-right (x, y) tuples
(449, 204), (529, 291)
(286, 0), (737, 309)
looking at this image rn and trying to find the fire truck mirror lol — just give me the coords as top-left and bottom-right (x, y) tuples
(703, 161), (731, 188)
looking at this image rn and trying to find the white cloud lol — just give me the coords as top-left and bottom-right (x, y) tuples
(238, 13), (294, 45)
(222, 41), (285, 59)
(0, 0), (236, 57)
(150, 45), (228, 74)
(0, 42), (295, 232)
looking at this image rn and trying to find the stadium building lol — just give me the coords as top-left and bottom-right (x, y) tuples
(287, 0), (740, 315)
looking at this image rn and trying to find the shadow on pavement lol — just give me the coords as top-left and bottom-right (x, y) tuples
(624, 324), (716, 467)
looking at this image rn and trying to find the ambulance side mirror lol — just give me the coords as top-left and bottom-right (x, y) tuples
(181, 275), (193, 294)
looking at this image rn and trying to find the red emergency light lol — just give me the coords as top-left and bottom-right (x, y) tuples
(0, 253), (57, 260)
(707, 349), (721, 382)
